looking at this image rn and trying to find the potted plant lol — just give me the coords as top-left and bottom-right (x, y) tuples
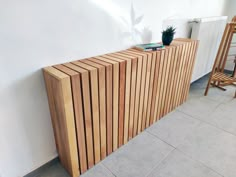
(162, 26), (176, 46)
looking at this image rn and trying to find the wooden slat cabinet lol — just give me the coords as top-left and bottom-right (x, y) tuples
(43, 38), (198, 177)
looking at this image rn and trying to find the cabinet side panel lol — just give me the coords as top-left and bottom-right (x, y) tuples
(43, 69), (80, 177)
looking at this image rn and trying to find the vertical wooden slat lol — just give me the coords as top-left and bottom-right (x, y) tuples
(145, 52), (157, 128)
(71, 61), (101, 164)
(176, 41), (189, 104)
(164, 47), (176, 115)
(172, 44), (184, 108)
(150, 51), (161, 124)
(176, 43), (187, 106)
(181, 41), (194, 101)
(88, 58), (113, 155)
(184, 41), (195, 99)
(119, 51), (139, 141)
(107, 53), (133, 145)
(184, 41), (199, 101)
(169, 46), (180, 110)
(172, 45), (181, 107)
(123, 50), (146, 136)
(80, 59), (107, 160)
(159, 49), (170, 118)
(103, 54), (127, 148)
(153, 50), (166, 122)
(179, 42), (191, 102)
(43, 67), (80, 177)
(63, 63), (95, 169)
(141, 52), (152, 131)
(127, 50), (152, 134)
(53, 64), (87, 173)
(115, 52), (138, 144)
(95, 56), (119, 151)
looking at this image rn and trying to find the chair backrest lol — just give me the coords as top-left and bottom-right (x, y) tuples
(212, 22), (236, 73)
(232, 16), (236, 22)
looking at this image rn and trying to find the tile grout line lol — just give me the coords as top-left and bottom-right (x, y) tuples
(101, 162), (118, 177)
(146, 130), (176, 149)
(144, 131), (177, 177)
(146, 118), (225, 177)
(144, 148), (176, 177)
(101, 131), (176, 177)
(175, 148), (225, 177)
(176, 109), (236, 138)
(97, 91), (233, 177)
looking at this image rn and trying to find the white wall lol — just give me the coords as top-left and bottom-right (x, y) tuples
(223, 0), (236, 21)
(0, 0), (227, 176)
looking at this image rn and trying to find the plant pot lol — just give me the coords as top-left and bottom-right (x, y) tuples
(162, 35), (174, 46)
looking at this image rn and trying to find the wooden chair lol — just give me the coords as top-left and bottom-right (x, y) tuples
(204, 21), (236, 96)
(232, 16), (236, 22)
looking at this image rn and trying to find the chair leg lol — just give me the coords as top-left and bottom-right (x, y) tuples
(211, 83), (227, 91)
(235, 90), (236, 98)
(204, 79), (211, 96)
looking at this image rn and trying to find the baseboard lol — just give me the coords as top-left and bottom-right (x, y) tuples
(24, 157), (59, 177)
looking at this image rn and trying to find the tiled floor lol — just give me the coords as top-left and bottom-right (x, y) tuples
(36, 75), (236, 177)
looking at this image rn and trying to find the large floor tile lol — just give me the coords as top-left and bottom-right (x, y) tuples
(81, 164), (115, 177)
(147, 149), (222, 177)
(102, 132), (174, 177)
(203, 104), (236, 136)
(225, 97), (236, 108)
(177, 97), (220, 119)
(146, 111), (200, 147)
(177, 123), (236, 177)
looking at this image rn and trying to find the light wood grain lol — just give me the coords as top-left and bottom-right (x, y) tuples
(123, 50), (144, 137)
(80, 59), (107, 160)
(108, 53), (133, 145)
(153, 50), (165, 122)
(63, 63), (95, 169)
(150, 51), (161, 124)
(95, 56), (119, 151)
(88, 57), (113, 155)
(103, 54), (126, 148)
(43, 67), (80, 177)
(72, 61), (101, 164)
(54, 64), (87, 173)
(118, 51), (138, 142)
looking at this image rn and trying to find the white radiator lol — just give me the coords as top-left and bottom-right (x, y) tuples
(190, 16), (227, 82)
